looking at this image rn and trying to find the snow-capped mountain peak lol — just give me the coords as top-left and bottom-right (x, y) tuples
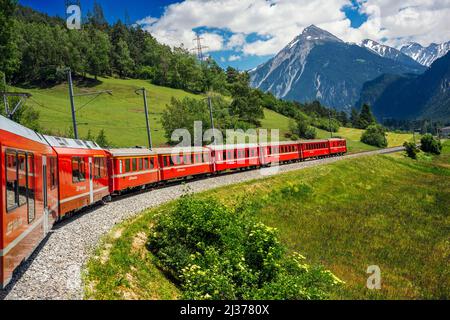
(359, 39), (420, 67)
(400, 41), (450, 67)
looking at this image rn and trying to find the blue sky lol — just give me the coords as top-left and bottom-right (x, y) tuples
(18, 0), (449, 70)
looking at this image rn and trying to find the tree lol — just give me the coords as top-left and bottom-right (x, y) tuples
(403, 142), (420, 159)
(96, 129), (110, 147)
(110, 21), (134, 77)
(84, 129), (95, 141)
(0, 0), (18, 78)
(350, 108), (360, 128)
(89, 1), (108, 30)
(358, 104), (376, 129)
(87, 28), (111, 79)
(420, 134), (442, 155)
(290, 116), (317, 140)
(229, 83), (264, 126)
(361, 124), (388, 148)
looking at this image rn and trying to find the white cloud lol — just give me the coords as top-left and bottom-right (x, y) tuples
(228, 55), (241, 61)
(137, 0), (450, 57)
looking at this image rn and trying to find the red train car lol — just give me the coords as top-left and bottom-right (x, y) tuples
(43, 136), (110, 218)
(209, 144), (261, 172)
(156, 147), (212, 181)
(260, 141), (301, 165)
(300, 140), (331, 159)
(329, 138), (347, 156)
(1, 115), (58, 289)
(108, 148), (159, 194)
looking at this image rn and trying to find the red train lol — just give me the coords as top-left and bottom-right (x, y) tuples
(0, 114), (347, 288)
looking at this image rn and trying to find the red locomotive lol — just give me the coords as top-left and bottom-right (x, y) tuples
(0, 114), (347, 288)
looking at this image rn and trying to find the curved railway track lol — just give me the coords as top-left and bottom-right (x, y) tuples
(0, 146), (404, 300)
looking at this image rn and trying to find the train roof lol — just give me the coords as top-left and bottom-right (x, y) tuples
(108, 148), (157, 157)
(0, 114), (48, 144)
(208, 143), (260, 150)
(259, 141), (301, 147)
(152, 146), (209, 154)
(43, 135), (103, 150)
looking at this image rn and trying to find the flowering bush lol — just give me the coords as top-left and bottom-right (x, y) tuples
(148, 195), (343, 300)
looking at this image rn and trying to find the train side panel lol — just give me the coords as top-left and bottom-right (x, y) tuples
(108, 149), (159, 194)
(301, 140), (331, 159)
(212, 145), (260, 172)
(44, 136), (110, 218)
(0, 117), (58, 289)
(157, 148), (212, 181)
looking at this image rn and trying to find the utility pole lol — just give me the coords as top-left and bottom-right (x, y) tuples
(67, 68), (78, 139)
(207, 95), (216, 146)
(136, 88), (153, 149)
(1, 92), (32, 120)
(1, 74), (32, 120)
(328, 109), (333, 138)
(191, 34), (208, 60)
(66, 68), (112, 139)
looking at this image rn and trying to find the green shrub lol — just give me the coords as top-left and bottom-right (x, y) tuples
(148, 195), (342, 300)
(290, 118), (317, 140)
(311, 117), (340, 133)
(420, 134), (442, 155)
(361, 124), (388, 148)
(403, 142), (420, 159)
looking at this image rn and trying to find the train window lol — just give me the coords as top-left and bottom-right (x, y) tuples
(18, 153), (27, 207)
(132, 158), (137, 171)
(143, 158), (149, 170)
(94, 158), (106, 179)
(72, 157), (86, 183)
(163, 157), (168, 167)
(191, 154), (196, 164)
(227, 151), (233, 160)
(150, 158), (155, 169)
(49, 157), (57, 189)
(184, 154), (191, 165)
(27, 154), (35, 223)
(94, 158), (100, 179)
(195, 154), (200, 163)
(203, 153), (209, 163)
(6, 151), (18, 211)
(139, 158), (144, 171)
(125, 159), (131, 172)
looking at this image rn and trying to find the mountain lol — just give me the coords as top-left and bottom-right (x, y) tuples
(360, 39), (420, 67)
(401, 42), (450, 67)
(357, 52), (450, 122)
(249, 25), (426, 111)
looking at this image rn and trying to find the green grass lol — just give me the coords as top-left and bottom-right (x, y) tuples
(317, 127), (417, 154)
(84, 142), (450, 300)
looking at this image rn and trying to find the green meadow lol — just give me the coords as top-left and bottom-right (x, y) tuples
(84, 141), (450, 300)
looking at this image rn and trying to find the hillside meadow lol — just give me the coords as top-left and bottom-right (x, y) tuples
(84, 141), (450, 300)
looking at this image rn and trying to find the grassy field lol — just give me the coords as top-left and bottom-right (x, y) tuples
(84, 141), (450, 300)
(317, 127), (416, 154)
(14, 77), (291, 147)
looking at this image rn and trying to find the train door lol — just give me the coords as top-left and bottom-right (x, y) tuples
(88, 157), (94, 204)
(42, 156), (49, 236)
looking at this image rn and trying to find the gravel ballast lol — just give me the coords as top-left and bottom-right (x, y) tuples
(1, 147), (403, 300)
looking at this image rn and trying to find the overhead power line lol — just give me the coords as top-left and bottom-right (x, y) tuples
(191, 33), (208, 60)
